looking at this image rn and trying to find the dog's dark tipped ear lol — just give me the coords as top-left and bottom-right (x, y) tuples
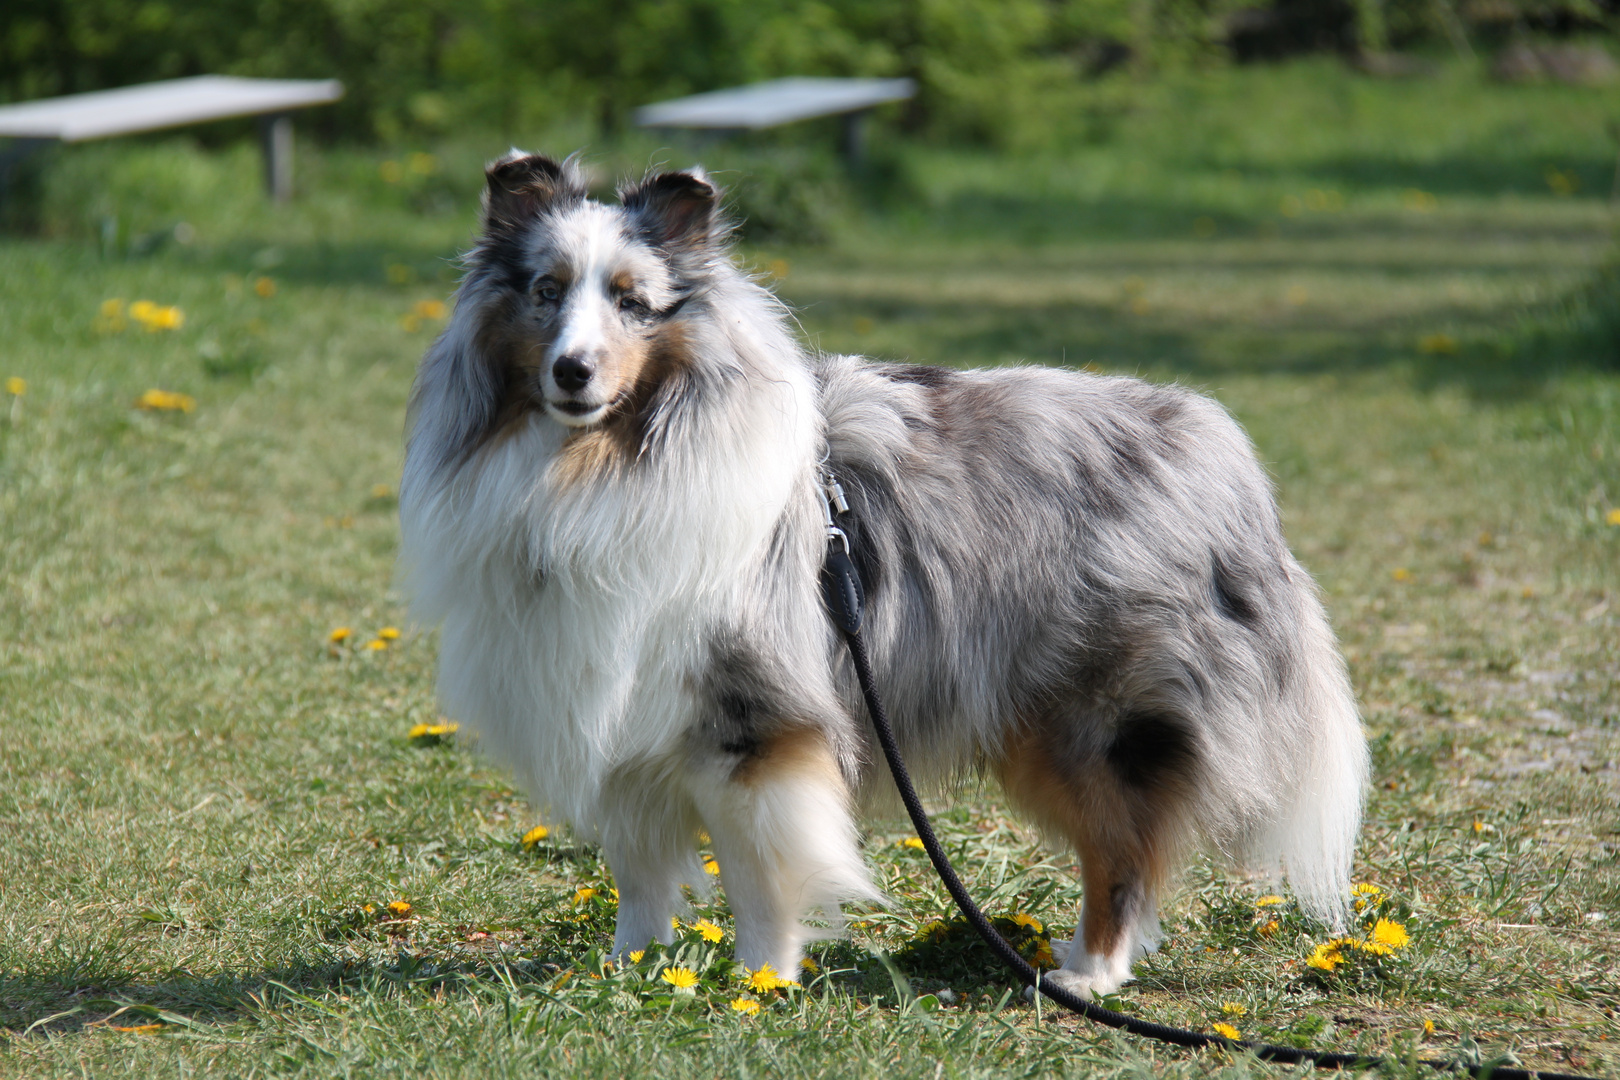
(483, 152), (581, 230)
(622, 169), (720, 250)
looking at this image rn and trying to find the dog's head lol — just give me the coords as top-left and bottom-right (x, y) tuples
(469, 152), (722, 431)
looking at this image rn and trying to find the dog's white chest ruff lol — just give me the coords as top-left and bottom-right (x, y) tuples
(405, 385), (813, 833)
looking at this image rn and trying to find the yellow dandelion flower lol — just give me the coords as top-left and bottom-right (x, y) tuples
(521, 824), (549, 847)
(1212, 1022), (1242, 1040)
(671, 916), (681, 930)
(731, 996), (762, 1015)
(629, 950), (644, 963)
(329, 627), (352, 643)
(1352, 939), (1395, 957)
(800, 956), (820, 974)
(573, 887), (597, 906)
(377, 627), (401, 640)
(1351, 883), (1381, 896)
(1032, 941), (1055, 967)
(1221, 1002), (1247, 1018)
(1371, 919), (1409, 949)
(253, 276), (277, 298)
(5, 377), (24, 396)
(1259, 919), (1280, 936)
(1255, 895), (1285, 907)
(371, 484), (393, 498)
(387, 900), (411, 916)
(1392, 567), (1412, 582)
(697, 831), (711, 844)
(426, 721), (458, 736)
(135, 389), (196, 412)
(1472, 820), (1492, 833)
(901, 837), (925, 850)
(362, 904), (374, 914)
(1011, 913), (1044, 933)
(747, 964), (787, 992)
(407, 723), (431, 738)
(1306, 941), (1345, 971)
(1424, 1019), (1436, 1036)
(413, 299), (447, 320)
(661, 966), (698, 989)
(704, 858), (721, 876)
(695, 919), (724, 943)
(1607, 508), (1620, 526)
(366, 638), (389, 651)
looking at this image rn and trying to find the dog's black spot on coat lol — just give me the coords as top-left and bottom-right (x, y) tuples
(1107, 711), (1199, 791)
(881, 363), (955, 390)
(698, 634), (791, 758)
(1211, 559), (1260, 627)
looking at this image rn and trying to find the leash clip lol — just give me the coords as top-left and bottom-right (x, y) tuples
(820, 469), (851, 553)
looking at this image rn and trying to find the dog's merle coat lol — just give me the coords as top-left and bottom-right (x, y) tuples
(400, 153), (1367, 993)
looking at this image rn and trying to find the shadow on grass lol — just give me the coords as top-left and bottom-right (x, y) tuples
(891, 187), (1609, 247)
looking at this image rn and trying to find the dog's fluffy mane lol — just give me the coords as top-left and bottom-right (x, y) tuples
(399, 150), (1368, 985)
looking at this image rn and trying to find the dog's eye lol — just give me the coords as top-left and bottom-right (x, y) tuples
(535, 280), (560, 303)
(618, 295), (647, 315)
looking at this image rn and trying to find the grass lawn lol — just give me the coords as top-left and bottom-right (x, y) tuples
(2, 58), (1617, 1078)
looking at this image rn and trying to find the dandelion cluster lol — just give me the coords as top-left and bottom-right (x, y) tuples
(329, 624), (403, 653)
(135, 389), (196, 413)
(98, 298), (186, 333)
(747, 964), (792, 992)
(1212, 1022), (1243, 1040)
(1304, 884), (1411, 974)
(402, 297), (450, 333)
(661, 966), (699, 990)
(407, 720), (459, 741)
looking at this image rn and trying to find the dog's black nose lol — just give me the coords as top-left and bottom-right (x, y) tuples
(552, 354), (594, 392)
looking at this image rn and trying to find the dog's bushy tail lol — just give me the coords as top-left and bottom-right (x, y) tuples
(1256, 590), (1369, 929)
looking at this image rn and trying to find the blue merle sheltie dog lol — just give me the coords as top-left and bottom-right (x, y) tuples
(399, 152), (1368, 996)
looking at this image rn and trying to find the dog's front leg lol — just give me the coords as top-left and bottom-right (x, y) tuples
(684, 729), (880, 979)
(597, 773), (705, 961)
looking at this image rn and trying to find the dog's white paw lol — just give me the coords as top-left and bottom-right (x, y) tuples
(1047, 938), (1072, 965)
(1035, 966), (1126, 1001)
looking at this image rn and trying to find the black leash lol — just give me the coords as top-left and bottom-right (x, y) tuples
(816, 472), (1599, 1080)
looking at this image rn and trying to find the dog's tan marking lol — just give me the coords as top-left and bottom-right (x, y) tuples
(994, 723), (1183, 958)
(731, 726), (844, 791)
(549, 322), (696, 489)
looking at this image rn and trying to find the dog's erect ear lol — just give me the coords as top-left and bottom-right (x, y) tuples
(483, 152), (582, 231)
(622, 169), (720, 250)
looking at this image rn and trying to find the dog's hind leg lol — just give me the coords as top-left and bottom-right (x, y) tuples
(684, 728), (880, 980)
(598, 768), (706, 960)
(997, 712), (1196, 999)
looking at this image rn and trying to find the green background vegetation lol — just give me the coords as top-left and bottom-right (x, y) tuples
(1, 16), (1619, 1080)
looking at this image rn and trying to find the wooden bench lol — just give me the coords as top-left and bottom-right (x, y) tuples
(0, 75), (344, 203)
(635, 77), (915, 164)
